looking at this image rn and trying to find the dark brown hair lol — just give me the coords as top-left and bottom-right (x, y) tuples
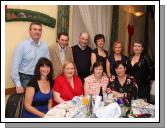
(133, 39), (144, 48)
(57, 32), (68, 40)
(34, 57), (53, 80)
(91, 61), (104, 74)
(114, 60), (126, 69)
(29, 22), (42, 30)
(94, 34), (105, 45)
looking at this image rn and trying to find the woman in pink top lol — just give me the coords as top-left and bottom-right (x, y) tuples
(84, 61), (109, 96)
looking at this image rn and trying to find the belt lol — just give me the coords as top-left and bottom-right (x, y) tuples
(32, 100), (48, 106)
(19, 72), (34, 76)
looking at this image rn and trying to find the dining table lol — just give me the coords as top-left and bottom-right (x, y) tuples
(44, 95), (155, 118)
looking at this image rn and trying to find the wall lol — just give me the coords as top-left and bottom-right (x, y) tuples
(118, 5), (129, 55)
(118, 5), (146, 55)
(5, 5), (58, 89)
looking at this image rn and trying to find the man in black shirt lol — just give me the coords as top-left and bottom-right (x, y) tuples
(72, 32), (92, 83)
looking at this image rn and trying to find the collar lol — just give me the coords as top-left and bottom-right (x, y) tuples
(29, 38), (41, 46)
(58, 43), (66, 51)
(78, 43), (86, 50)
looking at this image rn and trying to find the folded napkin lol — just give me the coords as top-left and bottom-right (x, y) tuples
(95, 102), (121, 118)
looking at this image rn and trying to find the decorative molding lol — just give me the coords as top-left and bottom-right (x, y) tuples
(5, 8), (56, 28)
(57, 5), (70, 35)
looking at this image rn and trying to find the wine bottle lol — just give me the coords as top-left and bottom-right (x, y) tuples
(99, 87), (103, 101)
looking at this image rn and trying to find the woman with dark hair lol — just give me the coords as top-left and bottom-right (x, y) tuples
(84, 61), (109, 96)
(106, 60), (138, 103)
(22, 57), (54, 118)
(91, 34), (108, 73)
(106, 41), (128, 77)
(126, 40), (155, 102)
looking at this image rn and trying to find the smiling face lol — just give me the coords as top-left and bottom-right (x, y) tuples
(93, 65), (103, 78)
(58, 35), (68, 48)
(29, 24), (42, 42)
(133, 42), (143, 55)
(96, 38), (105, 48)
(79, 33), (89, 48)
(40, 64), (50, 78)
(64, 62), (75, 78)
(115, 64), (126, 77)
(113, 42), (122, 54)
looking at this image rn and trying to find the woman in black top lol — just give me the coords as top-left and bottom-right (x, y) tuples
(22, 57), (54, 118)
(91, 34), (108, 73)
(126, 40), (155, 102)
(106, 61), (138, 104)
(106, 41), (128, 77)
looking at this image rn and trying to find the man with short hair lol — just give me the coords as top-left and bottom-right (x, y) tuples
(49, 32), (74, 78)
(72, 32), (92, 83)
(11, 22), (49, 94)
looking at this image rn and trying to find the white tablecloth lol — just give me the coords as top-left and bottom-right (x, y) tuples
(45, 96), (122, 118)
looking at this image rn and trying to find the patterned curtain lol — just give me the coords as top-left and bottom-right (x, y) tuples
(57, 5), (70, 35)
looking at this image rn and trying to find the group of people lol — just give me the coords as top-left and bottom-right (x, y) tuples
(10, 22), (155, 118)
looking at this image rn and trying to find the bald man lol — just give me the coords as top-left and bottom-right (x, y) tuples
(72, 32), (92, 83)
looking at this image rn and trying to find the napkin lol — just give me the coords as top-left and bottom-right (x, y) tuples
(95, 102), (121, 118)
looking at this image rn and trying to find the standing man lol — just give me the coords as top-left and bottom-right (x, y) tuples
(49, 32), (74, 78)
(72, 32), (92, 83)
(11, 22), (50, 94)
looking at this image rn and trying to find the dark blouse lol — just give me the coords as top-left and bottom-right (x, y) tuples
(22, 78), (54, 118)
(92, 48), (108, 73)
(107, 53), (128, 76)
(107, 75), (138, 103)
(27, 78), (54, 106)
(126, 54), (155, 101)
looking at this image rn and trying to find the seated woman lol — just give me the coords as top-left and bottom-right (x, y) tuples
(22, 57), (54, 118)
(84, 61), (109, 96)
(52, 61), (83, 107)
(106, 60), (138, 104)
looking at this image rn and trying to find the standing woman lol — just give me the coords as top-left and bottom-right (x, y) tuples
(126, 40), (155, 102)
(106, 41), (128, 77)
(91, 34), (108, 73)
(22, 57), (54, 118)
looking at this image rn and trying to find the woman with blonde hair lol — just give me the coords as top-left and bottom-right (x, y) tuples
(106, 41), (128, 77)
(52, 61), (83, 107)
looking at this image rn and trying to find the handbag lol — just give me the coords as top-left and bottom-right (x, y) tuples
(5, 92), (24, 118)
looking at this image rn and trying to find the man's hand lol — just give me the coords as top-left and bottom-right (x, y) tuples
(16, 87), (24, 94)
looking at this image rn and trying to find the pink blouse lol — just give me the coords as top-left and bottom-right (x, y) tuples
(84, 74), (109, 96)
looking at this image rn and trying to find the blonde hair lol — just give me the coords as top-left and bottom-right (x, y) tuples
(62, 61), (77, 75)
(112, 41), (123, 54)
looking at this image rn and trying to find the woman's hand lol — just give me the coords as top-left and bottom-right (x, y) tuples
(106, 88), (111, 93)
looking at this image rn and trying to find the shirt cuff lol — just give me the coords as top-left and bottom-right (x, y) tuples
(15, 81), (21, 87)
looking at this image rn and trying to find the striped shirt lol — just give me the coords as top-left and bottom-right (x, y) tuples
(11, 38), (49, 87)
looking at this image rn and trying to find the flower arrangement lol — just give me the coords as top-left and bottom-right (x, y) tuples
(82, 96), (94, 117)
(82, 97), (89, 106)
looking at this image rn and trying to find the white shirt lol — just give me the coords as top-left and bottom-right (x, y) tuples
(58, 43), (66, 65)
